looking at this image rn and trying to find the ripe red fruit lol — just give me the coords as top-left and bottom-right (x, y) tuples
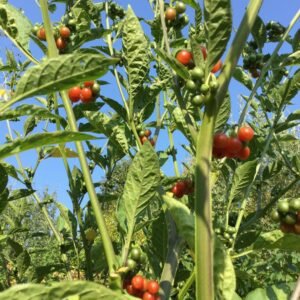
(68, 86), (81, 102)
(56, 37), (67, 50)
(140, 136), (148, 145)
(143, 292), (156, 300)
(226, 137), (243, 155)
(80, 88), (93, 103)
(213, 147), (226, 159)
(147, 280), (160, 294)
(238, 126), (254, 142)
(165, 7), (177, 21)
(213, 133), (228, 149)
(59, 26), (71, 39)
(37, 28), (46, 40)
(280, 222), (295, 234)
(294, 223), (300, 234)
(144, 129), (152, 137)
(149, 139), (155, 146)
(211, 59), (222, 73)
(131, 275), (144, 290)
(171, 184), (184, 198)
(200, 46), (207, 60)
(84, 81), (95, 87)
(176, 50), (193, 66)
(126, 284), (138, 295)
(251, 69), (260, 78)
(238, 146), (251, 160)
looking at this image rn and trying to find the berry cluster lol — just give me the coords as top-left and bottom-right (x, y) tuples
(165, 2), (189, 30)
(126, 247), (147, 271)
(68, 81), (100, 104)
(123, 275), (160, 300)
(242, 41), (265, 78)
(213, 126), (254, 160)
(266, 21), (286, 42)
(175, 47), (221, 106)
(270, 198), (300, 234)
(34, 25), (71, 52)
(171, 179), (194, 198)
(138, 128), (155, 146)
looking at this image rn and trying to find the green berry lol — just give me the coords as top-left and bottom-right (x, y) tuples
(127, 258), (137, 270)
(190, 67), (204, 80)
(277, 200), (290, 213)
(185, 80), (197, 91)
(192, 95), (205, 106)
(284, 213), (297, 225)
(209, 81), (219, 92)
(175, 1), (186, 14)
(130, 247), (141, 261)
(270, 210), (281, 222)
(200, 83), (210, 94)
(92, 83), (101, 96)
(289, 198), (300, 211)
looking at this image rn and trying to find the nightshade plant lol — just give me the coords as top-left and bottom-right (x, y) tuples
(0, 0), (300, 299)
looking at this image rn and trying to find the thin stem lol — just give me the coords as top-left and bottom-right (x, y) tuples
(39, 0), (117, 277)
(178, 269), (195, 300)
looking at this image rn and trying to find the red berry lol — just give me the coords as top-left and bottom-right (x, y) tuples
(132, 275), (144, 290)
(142, 278), (148, 292)
(238, 146), (251, 160)
(143, 292), (156, 300)
(37, 28), (46, 40)
(56, 37), (67, 50)
(59, 26), (71, 39)
(171, 184), (184, 198)
(126, 284), (138, 295)
(176, 50), (193, 66)
(226, 137), (243, 154)
(165, 7), (177, 21)
(211, 59), (222, 73)
(213, 147), (226, 159)
(147, 280), (160, 294)
(238, 126), (254, 142)
(140, 136), (148, 145)
(280, 222), (295, 234)
(144, 129), (152, 137)
(84, 81), (95, 88)
(213, 133), (228, 149)
(68, 86), (81, 103)
(80, 88), (93, 103)
(149, 139), (155, 146)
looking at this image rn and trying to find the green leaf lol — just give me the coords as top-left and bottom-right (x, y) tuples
(292, 29), (300, 51)
(0, 281), (135, 300)
(204, 0), (232, 70)
(215, 93), (231, 132)
(228, 160), (258, 203)
(8, 189), (35, 201)
(117, 142), (160, 236)
(123, 6), (150, 103)
(16, 250), (31, 277)
(233, 67), (253, 90)
(55, 202), (77, 239)
(162, 194), (194, 250)
(214, 238), (236, 300)
(0, 131), (97, 160)
(252, 230), (300, 251)
(13, 54), (118, 103)
(0, 164), (8, 194)
(154, 48), (190, 80)
(281, 50), (300, 66)
(278, 69), (300, 104)
(286, 109), (300, 122)
(245, 282), (295, 300)
(251, 16), (266, 49)
(0, 2), (32, 50)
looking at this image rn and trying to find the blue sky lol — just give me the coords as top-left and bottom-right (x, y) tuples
(0, 0), (299, 209)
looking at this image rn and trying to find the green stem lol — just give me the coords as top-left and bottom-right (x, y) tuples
(39, 0), (117, 277)
(178, 269), (195, 300)
(194, 1), (263, 299)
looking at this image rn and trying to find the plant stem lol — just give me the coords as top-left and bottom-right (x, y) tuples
(178, 269), (195, 300)
(194, 1), (263, 299)
(39, 0), (117, 277)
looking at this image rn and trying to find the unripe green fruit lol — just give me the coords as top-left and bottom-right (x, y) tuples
(130, 247), (141, 261)
(126, 258), (137, 270)
(290, 199), (300, 211)
(200, 83), (210, 94)
(192, 95), (205, 106)
(190, 67), (204, 80)
(175, 1), (186, 14)
(92, 83), (101, 95)
(209, 81), (219, 92)
(270, 210), (281, 222)
(185, 80), (197, 91)
(277, 201), (289, 213)
(85, 228), (97, 241)
(284, 213), (297, 225)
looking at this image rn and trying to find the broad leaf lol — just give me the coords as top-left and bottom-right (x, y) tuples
(117, 142), (160, 236)
(228, 160), (258, 203)
(245, 283), (295, 300)
(180, 0), (198, 9)
(233, 67), (253, 90)
(278, 69), (300, 104)
(0, 281), (135, 300)
(0, 164), (8, 194)
(252, 230), (300, 251)
(251, 16), (266, 49)
(204, 0), (232, 70)
(123, 6), (150, 103)
(0, 2), (32, 50)
(162, 194), (194, 250)
(13, 54), (118, 103)
(214, 238), (236, 300)
(0, 131), (97, 160)
(8, 189), (35, 201)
